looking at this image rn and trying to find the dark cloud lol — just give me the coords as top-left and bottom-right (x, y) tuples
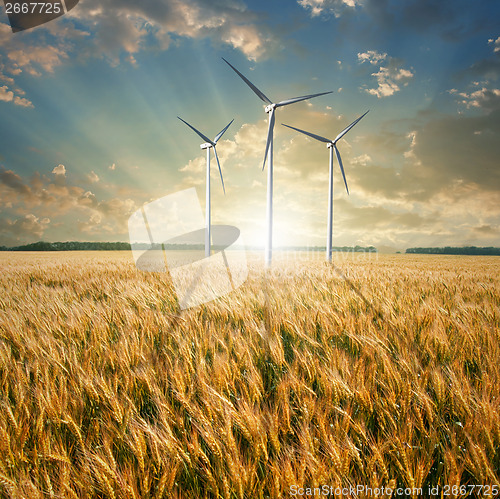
(0, 167), (32, 195)
(336, 200), (435, 230)
(369, 0), (498, 39)
(0, 166), (138, 245)
(411, 109), (500, 192)
(70, 0), (278, 62)
(474, 224), (498, 236)
(460, 52), (500, 83)
(350, 105), (500, 205)
(301, 0), (499, 41)
(0, 214), (50, 245)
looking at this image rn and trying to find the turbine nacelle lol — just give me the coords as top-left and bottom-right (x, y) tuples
(265, 104), (277, 114)
(200, 142), (213, 150)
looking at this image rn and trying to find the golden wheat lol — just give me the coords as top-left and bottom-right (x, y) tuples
(0, 251), (498, 497)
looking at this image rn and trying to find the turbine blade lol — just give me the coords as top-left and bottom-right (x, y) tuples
(214, 119), (234, 144)
(282, 123), (331, 143)
(333, 110), (369, 143)
(213, 146), (226, 194)
(222, 58), (272, 105)
(334, 144), (349, 195)
(276, 91), (332, 108)
(263, 108), (275, 170)
(178, 116), (214, 145)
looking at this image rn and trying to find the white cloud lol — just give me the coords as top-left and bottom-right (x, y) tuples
(7, 46), (68, 76)
(450, 86), (500, 110)
(223, 24), (272, 61)
(13, 96), (33, 107)
(88, 171), (100, 183)
(179, 156), (205, 174)
(359, 52), (414, 98)
(0, 85), (13, 102)
(358, 50), (387, 65)
(0, 83), (34, 107)
(52, 164), (67, 176)
(0, 73), (14, 86)
(352, 153), (371, 165)
(298, 0), (361, 17)
(488, 36), (500, 53)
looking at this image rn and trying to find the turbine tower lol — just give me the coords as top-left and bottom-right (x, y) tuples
(222, 58), (332, 267)
(282, 110), (369, 262)
(178, 116), (233, 257)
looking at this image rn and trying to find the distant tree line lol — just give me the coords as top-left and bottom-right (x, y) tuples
(406, 246), (500, 256)
(0, 241), (378, 252)
(279, 245), (378, 253)
(0, 241), (132, 251)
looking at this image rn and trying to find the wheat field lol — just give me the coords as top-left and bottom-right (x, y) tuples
(0, 251), (498, 498)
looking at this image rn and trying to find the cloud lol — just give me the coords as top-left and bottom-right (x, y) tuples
(337, 201), (434, 230)
(13, 96), (34, 107)
(7, 45), (69, 76)
(87, 171), (100, 183)
(350, 0), (487, 40)
(222, 24), (272, 61)
(179, 156), (205, 174)
(0, 214), (50, 245)
(488, 36), (500, 53)
(357, 50), (387, 65)
(0, 168), (32, 195)
(352, 153), (371, 165)
(0, 37), (72, 108)
(448, 37), (500, 116)
(474, 224), (499, 236)
(0, 166), (139, 245)
(67, 0), (279, 62)
(52, 164), (67, 176)
(0, 84), (33, 107)
(409, 111), (500, 193)
(358, 51), (414, 98)
(297, 0), (361, 17)
(450, 87), (500, 111)
(0, 1), (282, 107)
(350, 105), (500, 224)
(0, 85), (13, 102)
(463, 54), (500, 83)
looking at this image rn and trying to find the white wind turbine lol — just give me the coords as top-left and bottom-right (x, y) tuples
(282, 110), (369, 262)
(178, 116), (234, 257)
(222, 58), (332, 267)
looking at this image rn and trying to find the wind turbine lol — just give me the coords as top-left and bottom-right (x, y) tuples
(282, 110), (369, 262)
(222, 58), (332, 267)
(178, 116), (233, 257)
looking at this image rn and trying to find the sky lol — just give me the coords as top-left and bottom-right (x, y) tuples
(0, 0), (499, 251)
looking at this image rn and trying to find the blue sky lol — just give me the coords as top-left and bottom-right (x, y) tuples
(0, 0), (499, 250)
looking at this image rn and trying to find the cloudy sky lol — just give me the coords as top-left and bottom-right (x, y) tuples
(0, 0), (499, 250)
